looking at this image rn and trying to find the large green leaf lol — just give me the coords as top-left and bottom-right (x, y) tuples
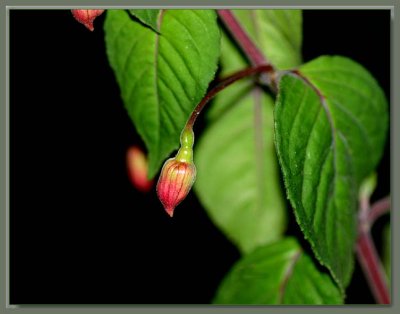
(213, 237), (343, 304)
(105, 10), (220, 177)
(231, 10), (302, 69)
(129, 9), (161, 32)
(196, 9), (296, 253)
(195, 89), (286, 254)
(274, 56), (388, 289)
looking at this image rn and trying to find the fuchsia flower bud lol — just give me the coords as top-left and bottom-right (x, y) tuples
(157, 128), (196, 217)
(126, 146), (154, 193)
(71, 10), (105, 31)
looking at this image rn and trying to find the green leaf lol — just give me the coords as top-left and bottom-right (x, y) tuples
(129, 9), (161, 32)
(197, 11), (289, 253)
(231, 10), (302, 69)
(299, 56), (388, 185)
(213, 237), (343, 304)
(274, 56), (388, 289)
(105, 10), (220, 177)
(359, 172), (377, 201)
(195, 89), (286, 254)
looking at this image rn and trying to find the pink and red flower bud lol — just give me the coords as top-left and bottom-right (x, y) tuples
(156, 158), (196, 217)
(71, 10), (105, 31)
(126, 146), (154, 193)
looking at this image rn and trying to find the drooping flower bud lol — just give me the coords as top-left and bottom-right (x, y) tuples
(71, 10), (105, 31)
(126, 146), (154, 193)
(156, 128), (196, 217)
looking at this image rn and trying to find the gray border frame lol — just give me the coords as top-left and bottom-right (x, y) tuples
(1, 1), (397, 313)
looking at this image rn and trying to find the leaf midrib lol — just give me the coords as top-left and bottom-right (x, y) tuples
(154, 10), (164, 163)
(287, 72), (344, 289)
(278, 249), (302, 303)
(252, 88), (266, 216)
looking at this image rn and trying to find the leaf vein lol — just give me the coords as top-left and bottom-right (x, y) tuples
(161, 37), (201, 87)
(157, 74), (187, 117)
(308, 77), (379, 112)
(167, 13), (202, 57)
(158, 51), (192, 102)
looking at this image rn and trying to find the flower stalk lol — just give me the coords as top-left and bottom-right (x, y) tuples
(156, 65), (273, 217)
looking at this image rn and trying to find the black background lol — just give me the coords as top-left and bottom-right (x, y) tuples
(10, 10), (390, 304)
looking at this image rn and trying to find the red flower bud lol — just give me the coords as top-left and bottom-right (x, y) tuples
(71, 10), (105, 31)
(156, 158), (196, 217)
(156, 128), (196, 217)
(126, 146), (154, 193)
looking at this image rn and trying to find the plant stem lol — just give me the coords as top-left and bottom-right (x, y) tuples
(368, 196), (391, 226)
(356, 195), (391, 304)
(217, 10), (276, 90)
(185, 64), (273, 130)
(217, 10), (269, 67)
(356, 231), (390, 304)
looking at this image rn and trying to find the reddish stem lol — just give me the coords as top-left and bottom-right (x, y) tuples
(185, 64), (273, 129)
(356, 231), (390, 304)
(217, 10), (277, 90)
(368, 196), (391, 226)
(217, 10), (268, 67)
(356, 195), (391, 304)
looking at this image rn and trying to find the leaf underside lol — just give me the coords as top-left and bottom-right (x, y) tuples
(195, 90), (287, 254)
(195, 9), (305, 254)
(232, 10), (302, 69)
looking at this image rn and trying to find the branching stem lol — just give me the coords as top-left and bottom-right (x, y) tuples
(217, 10), (277, 90)
(184, 64), (273, 130)
(368, 195), (391, 226)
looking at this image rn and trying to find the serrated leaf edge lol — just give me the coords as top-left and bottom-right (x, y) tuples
(274, 71), (352, 296)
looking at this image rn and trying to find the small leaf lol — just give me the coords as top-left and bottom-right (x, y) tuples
(129, 9), (161, 32)
(359, 172), (377, 201)
(195, 89), (286, 254)
(105, 10), (220, 177)
(274, 56), (388, 289)
(213, 237), (343, 304)
(231, 10), (302, 69)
